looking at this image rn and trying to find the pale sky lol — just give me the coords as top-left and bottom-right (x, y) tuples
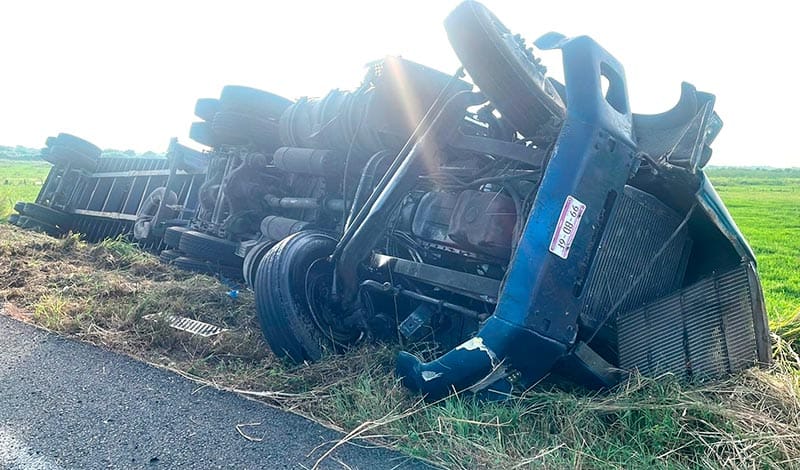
(1, 0), (797, 167)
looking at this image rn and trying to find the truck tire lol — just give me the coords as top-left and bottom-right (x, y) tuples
(219, 86), (293, 121)
(254, 231), (360, 362)
(444, 1), (565, 141)
(178, 230), (242, 266)
(17, 215), (62, 237)
(46, 145), (98, 171)
(159, 249), (182, 264)
(22, 202), (72, 228)
(137, 187), (178, 219)
(133, 187), (178, 240)
(211, 111), (281, 150)
(171, 256), (243, 280)
(54, 133), (102, 158)
(163, 226), (191, 248)
(194, 98), (220, 122)
(189, 121), (219, 148)
(242, 240), (276, 288)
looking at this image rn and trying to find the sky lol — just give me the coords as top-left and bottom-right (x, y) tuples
(0, 0), (797, 168)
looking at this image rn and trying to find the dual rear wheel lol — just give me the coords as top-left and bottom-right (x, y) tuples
(254, 231), (361, 363)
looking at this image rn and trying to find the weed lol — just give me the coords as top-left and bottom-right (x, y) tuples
(33, 294), (77, 332)
(91, 235), (153, 269)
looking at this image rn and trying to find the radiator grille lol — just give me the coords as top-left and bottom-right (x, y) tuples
(618, 263), (758, 380)
(579, 185), (691, 337)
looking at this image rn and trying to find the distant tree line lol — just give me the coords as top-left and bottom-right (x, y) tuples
(0, 145), (164, 161)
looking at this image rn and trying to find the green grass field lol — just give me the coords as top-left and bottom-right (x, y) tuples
(1, 159), (799, 468)
(0, 160), (50, 218)
(706, 168), (800, 324)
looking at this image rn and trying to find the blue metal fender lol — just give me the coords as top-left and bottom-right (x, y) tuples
(397, 33), (641, 400)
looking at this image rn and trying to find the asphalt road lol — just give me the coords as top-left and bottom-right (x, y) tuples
(0, 314), (429, 469)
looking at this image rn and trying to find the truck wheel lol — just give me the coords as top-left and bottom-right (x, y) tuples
(254, 231), (361, 363)
(211, 111), (281, 150)
(242, 240), (276, 289)
(163, 225), (191, 248)
(139, 187), (179, 219)
(194, 98), (220, 122)
(171, 256), (243, 280)
(444, 0), (565, 141)
(39, 147), (56, 165)
(178, 230), (242, 266)
(159, 249), (182, 264)
(22, 203), (72, 228)
(45, 144), (98, 171)
(17, 215), (62, 237)
(133, 187), (178, 240)
(189, 121), (219, 148)
(219, 86), (293, 121)
(55, 133), (102, 158)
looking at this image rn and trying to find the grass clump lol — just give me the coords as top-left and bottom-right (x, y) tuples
(33, 294), (79, 332)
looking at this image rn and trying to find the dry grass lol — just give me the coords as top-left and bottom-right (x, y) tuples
(2, 223), (800, 469)
(0, 228), (268, 369)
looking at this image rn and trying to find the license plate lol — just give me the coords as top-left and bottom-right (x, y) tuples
(549, 195), (586, 259)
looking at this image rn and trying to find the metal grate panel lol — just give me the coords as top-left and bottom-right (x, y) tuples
(618, 263), (759, 380)
(142, 313), (227, 337)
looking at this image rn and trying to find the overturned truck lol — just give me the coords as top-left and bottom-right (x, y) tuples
(14, 1), (769, 401)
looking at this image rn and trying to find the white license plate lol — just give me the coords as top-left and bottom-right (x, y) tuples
(549, 195), (586, 259)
